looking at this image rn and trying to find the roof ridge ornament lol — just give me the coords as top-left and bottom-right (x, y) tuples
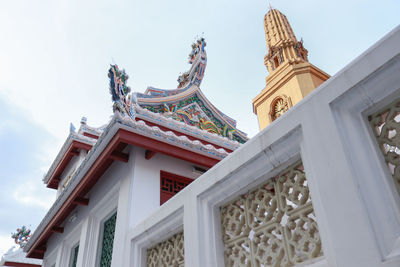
(177, 37), (207, 88)
(11, 226), (31, 248)
(70, 123), (76, 133)
(108, 64), (136, 118)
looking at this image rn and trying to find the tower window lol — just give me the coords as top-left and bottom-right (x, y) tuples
(160, 171), (193, 205)
(273, 56), (280, 68)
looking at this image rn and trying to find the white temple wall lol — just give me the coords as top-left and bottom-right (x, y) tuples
(43, 142), (202, 267)
(128, 146), (200, 228)
(113, 146), (201, 267)
(43, 150), (130, 267)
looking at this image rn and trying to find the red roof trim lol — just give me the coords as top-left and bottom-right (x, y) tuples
(83, 132), (99, 139)
(27, 128), (221, 259)
(47, 141), (93, 189)
(118, 129), (219, 168)
(3, 262), (41, 267)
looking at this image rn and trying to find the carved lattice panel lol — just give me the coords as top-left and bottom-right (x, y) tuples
(147, 232), (184, 267)
(100, 212), (117, 267)
(369, 100), (400, 196)
(220, 161), (323, 266)
(71, 244), (79, 267)
(160, 171), (193, 205)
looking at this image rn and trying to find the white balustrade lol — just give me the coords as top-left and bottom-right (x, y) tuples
(129, 26), (400, 267)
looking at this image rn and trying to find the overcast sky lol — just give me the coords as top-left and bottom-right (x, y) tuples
(0, 0), (399, 257)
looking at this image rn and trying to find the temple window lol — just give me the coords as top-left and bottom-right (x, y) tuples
(160, 171), (193, 205)
(273, 56), (280, 68)
(99, 212), (117, 267)
(70, 243), (79, 267)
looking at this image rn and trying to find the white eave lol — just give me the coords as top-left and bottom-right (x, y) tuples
(78, 123), (106, 137)
(41, 132), (97, 184)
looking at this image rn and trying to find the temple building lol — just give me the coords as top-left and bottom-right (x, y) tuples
(19, 5), (400, 267)
(23, 37), (247, 266)
(252, 8), (330, 129)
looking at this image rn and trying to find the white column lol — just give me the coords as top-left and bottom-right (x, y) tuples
(300, 104), (381, 267)
(183, 190), (201, 267)
(111, 147), (135, 267)
(54, 241), (66, 267)
(76, 216), (96, 267)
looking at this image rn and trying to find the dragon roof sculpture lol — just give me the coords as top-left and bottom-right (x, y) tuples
(11, 226), (31, 248)
(108, 37), (248, 144)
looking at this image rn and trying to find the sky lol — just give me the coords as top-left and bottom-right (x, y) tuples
(0, 0), (399, 258)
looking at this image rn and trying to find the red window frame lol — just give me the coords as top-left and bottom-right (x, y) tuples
(160, 171), (193, 205)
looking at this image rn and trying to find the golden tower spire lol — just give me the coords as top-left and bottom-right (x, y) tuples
(253, 7), (330, 130)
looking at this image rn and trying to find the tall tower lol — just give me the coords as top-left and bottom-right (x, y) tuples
(252, 8), (330, 130)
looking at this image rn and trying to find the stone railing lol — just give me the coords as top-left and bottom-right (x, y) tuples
(129, 26), (400, 267)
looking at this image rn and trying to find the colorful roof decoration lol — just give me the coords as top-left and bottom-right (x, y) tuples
(108, 38), (248, 143)
(11, 226), (31, 248)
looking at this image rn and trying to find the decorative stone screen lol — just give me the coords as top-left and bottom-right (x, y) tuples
(220, 161), (323, 266)
(147, 232), (184, 267)
(99, 212), (117, 267)
(160, 171), (193, 205)
(369, 100), (400, 196)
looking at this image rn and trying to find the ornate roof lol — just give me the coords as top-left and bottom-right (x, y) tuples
(26, 38), (248, 258)
(25, 112), (231, 257)
(108, 38), (248, 144)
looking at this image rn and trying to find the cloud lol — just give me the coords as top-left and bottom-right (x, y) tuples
(0, 233), (17, 258)
(0, 96), (56, 244)
(13, 180), (54, 210)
